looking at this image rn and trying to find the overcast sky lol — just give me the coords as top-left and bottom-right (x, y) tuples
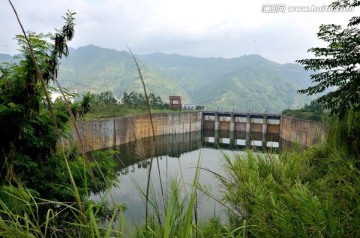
(0, 0), (357, 64)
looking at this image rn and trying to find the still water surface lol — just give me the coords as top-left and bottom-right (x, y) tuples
(99, 131), (278, 225)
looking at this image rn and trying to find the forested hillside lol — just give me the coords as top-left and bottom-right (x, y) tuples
(2, 45), (316, 112)
(139, 53), (316, 111)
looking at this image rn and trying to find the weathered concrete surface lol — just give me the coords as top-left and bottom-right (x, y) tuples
(72, 113), (325, 152)
(219, 121), (230, 130)
(250, 123), (263, 133)
(203, 121), (215, 130)
(280, 116), (327, 147)
(234, 123), (246, 132)
(268, 124), (280, 134)
(76, 112), (202, 152)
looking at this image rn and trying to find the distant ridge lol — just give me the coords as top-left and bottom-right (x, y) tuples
(0, 53), (13, 63)
(1, 45), (315, 112)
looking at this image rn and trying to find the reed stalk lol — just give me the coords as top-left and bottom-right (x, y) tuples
(126, 46), (166, 228)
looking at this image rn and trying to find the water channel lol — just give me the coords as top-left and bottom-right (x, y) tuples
(98, 130), (280, 226)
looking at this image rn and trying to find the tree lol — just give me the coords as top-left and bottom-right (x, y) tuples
(0, 11), (76, 182)
(297, 0), (360, 116)
(80, 91), (92, 114)
(148, 92), (165, 109)
(95, 91), (118, 105)
(282, 102), (325, 121)
(121, 91), (166, 109)
(121, 91), (145, 107)
(0, 11), (116, 224)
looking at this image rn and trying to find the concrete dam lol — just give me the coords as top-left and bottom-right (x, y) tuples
(74, 111), (327, 152)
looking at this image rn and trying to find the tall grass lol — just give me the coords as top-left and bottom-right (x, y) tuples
(218, 145), (360, 237)
(1, 3), (225, 235)
(126, 46), (167, 229)
(6, 2), (360, 237)
(1, 2), (126, 237)
(327, 110), (360, 159)
(133, 157), (202, 238)
(0, 168), (126, 238)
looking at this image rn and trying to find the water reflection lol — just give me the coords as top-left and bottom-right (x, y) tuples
(99, 130), (280, 226)
(202, 129), (280, 151)
(113, 132), (203, 174)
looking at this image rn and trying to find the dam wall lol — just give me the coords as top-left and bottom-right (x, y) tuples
(75, 112), (202, 152)
(280, 116), (327, 147)
(71, 112), (326, 152)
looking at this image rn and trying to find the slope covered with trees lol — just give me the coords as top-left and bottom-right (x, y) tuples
(1, 0), (359, 236)
(57, 45), (192, 104)
(140, 53), (315, 111)
(51, 46), (316, 112)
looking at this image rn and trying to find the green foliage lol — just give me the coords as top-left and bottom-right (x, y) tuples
(0, 53), (69, 181)
(199, 217), (227, 237)
(148, 92), (167, 109)
(137, 159), (203, 238)
(82, 90), (171, 119)
(0, 180), (126, 238)
(57, 45), (192, 108)
(80, 91), (91, 114)
(0, 10), (118, 234)
(282, 102), (327, 121)
(327, 110), (360, 159)
(219, 147), (360, 237)
(121, 91), (146, 108)
(2, 1), (358, 236)
(0, 11), (77, 182)
(331, 0), (360, 26)
(57, 46), (315, 112)
(297, 1), (360, 116)
(121, 91), (167, 109)
(91, 90), (118, 105)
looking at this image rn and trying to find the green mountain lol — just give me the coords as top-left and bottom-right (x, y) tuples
(139, 53), (315, 111)
(57, 45), (191, 103)
(2, 45), (315, 112)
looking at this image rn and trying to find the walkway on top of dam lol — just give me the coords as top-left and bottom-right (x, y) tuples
(202, 110), (281, 119)
(201, 110), (281, 135)
(201, 110), (281, 149)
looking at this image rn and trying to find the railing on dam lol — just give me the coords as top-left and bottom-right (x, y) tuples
(201, 111), (281, 149)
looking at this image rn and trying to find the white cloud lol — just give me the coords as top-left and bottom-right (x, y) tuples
(0, 0), (358, 63)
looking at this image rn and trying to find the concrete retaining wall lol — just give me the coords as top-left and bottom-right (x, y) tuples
(72, 113), (325, 152)
(280, 116), (327, 147)
(75, 112), (202, 152)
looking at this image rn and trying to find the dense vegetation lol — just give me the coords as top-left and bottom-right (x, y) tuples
(28, 45), (316, 113)
(218, 1), (360, 236)
(218, 109), (360, 237)
(0, 0), (359, 237)
(1, 44), (317, 113)
(282, 102), (326, 121)
(297, 1), (360, 115)
(79, 90), (172, 119)
(222, 145), (359, 237)
(0, 9), (118, 236)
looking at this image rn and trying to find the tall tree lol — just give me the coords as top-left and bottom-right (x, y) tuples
(95, 91), (118, 105)
(0, 11), (116, 224)
(297, 0), (360, 116)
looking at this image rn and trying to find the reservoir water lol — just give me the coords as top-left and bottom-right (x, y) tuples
(98, 130), (279, 226)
